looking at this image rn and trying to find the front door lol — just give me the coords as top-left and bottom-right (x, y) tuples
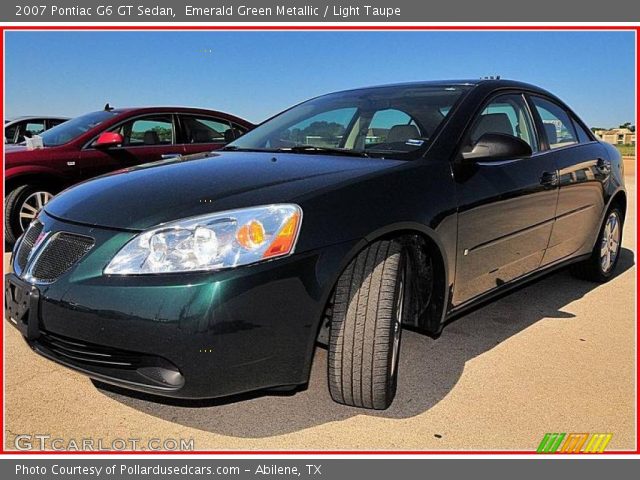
(79, 114), (185, 179)
(453, 93), (559, 305)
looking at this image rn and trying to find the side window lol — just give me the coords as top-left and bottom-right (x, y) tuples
(365, 109), (421, 146)
(182, 116), (232, 144)
(115, 115), (174, 146)
(530, 97), (578, 149)
(5, 124), (18, 143)
(21, 120), (46, 140)
(571, 117), (593, 144)
(469, 94), (538, 151)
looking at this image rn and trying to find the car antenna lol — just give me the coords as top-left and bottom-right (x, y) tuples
(481, 75), (501, 80)
(104, 103), (114, 111)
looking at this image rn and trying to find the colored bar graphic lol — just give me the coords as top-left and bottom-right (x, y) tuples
(536, 433), (552, 453)
(537, 433), (566, 453)
(560, 433), (589, 453)
(584, 434), (613, 453)
(538, 433), (613, 453)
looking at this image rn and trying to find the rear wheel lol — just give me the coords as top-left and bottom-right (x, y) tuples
(4, 184), (53, 246)
(571, 207), (623, 282)
(327, 240), (407, 410)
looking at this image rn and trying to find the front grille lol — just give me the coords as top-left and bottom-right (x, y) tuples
(30, 233), (94, 283)
(16, 221), (44, 271)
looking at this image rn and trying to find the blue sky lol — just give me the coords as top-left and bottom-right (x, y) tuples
(5, 31), (636, 127)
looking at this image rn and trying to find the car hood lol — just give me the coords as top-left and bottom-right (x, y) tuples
(44, 151), (404, 231)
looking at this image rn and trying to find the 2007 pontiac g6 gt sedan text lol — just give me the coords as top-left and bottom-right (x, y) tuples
(5, 80), (626, 409)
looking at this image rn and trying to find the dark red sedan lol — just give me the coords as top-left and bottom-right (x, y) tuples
(4, 106), (253, 243)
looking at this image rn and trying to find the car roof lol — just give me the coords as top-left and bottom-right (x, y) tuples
(109, 106), (237, 114)
(325, 79), (553, 96)
(102, 106), (253, 126)
(5, 115), (69, 123)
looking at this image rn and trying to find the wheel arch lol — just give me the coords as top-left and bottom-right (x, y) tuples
(5, 170), (67, 196)
(583, 187), (627, 255)
(608, 189), (627, 223)
(317, 222), (451, 345)
(364, 223), (450, 335)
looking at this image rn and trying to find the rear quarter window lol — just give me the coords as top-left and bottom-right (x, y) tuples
(571, 117), (594, 144)
(530, 96), (578, 149)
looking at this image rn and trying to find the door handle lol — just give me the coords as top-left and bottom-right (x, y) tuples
(540, 171), (558, 188)
(161, 153), (181, 160)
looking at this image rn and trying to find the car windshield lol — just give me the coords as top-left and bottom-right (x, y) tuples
(228, 84), (470, 159)
(38, 110), (117, 147)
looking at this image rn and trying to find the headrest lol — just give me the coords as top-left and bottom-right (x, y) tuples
(143, 130), (160, 145)
(192, 130), (214, 142)
(472, 113), (514, 141)
(224, 129), (236, 143)
(387, 124), (420, 143)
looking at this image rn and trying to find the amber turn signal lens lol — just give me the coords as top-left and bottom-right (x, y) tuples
(263, 212), (301, 259)
(236, 220), (266, 249)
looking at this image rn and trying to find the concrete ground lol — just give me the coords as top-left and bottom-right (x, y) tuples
(3, 165), (636, 452)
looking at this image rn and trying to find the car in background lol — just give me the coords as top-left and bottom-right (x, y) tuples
(4, 116), (69, 144)
(4, 106), (253, 244)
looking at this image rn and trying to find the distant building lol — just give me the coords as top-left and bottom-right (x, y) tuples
(593, 128), (635, 145)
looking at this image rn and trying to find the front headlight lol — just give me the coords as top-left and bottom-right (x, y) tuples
(104, 204), (302, 275)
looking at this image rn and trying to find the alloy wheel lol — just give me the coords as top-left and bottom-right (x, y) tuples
(600, 211), (621, 273)
(19, 191), (52, 231)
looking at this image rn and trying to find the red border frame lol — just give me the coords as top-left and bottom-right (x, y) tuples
(0, 24), (638, 456)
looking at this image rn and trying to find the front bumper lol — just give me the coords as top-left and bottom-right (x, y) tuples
(5, 213), (357, 399)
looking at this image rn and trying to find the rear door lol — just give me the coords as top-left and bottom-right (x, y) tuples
(453, 92), (559, 305)
(179, 114), (247, 155)
(79, 114), (185, 179)
(527, 96), (607, 266)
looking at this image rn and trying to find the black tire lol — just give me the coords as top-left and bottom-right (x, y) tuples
(328, 240), (406, 410)
(571, 206), (623, 283)
(4, 184), (53, 246)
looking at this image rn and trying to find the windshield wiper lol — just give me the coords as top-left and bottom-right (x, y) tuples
(278, 145), (368, 157)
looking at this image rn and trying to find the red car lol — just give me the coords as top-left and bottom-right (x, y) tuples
(4, 106), (253, 243)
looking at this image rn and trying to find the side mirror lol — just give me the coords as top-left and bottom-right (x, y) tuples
(94, 132), (123, 149)
(462, 133), (532, 162)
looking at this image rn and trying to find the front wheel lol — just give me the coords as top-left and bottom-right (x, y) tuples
(4, 185), (54, 246)
(327, 240), (407, 410)
(572, 207), (623, 282)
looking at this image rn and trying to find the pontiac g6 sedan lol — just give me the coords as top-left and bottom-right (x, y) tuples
(5, 80), (626, 409)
